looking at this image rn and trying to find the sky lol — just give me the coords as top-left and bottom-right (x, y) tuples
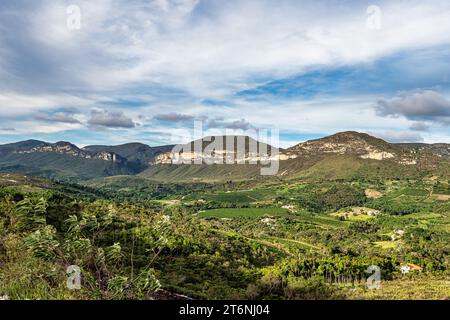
(0, 0), (450, 148)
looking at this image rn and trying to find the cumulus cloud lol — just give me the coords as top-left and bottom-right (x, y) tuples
(0, 127), (16, 132)
(371, 131), (424, 143)
(2, 0), (450, 97)
(152, 112), (254, 130)
(153, 112), (194, 122)
(88, 109), (136, 128)
(1, 1), (450, 143)
(34, 109), (81, 124)
(409, 122), (430, 132)
(376, 90), (450, 125)
(205, 118), (254, 131)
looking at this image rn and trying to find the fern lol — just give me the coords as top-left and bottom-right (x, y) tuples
(134, 268), (161, 294)
(15, 198), (47, 231)
(105, 242), (123, 264)
(23, 225), (59, 260)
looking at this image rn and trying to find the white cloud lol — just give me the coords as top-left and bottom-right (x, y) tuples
(13, 121), (83, 134)
(34, 110), (81, 124)
(3, 0), (449, 96)
(88, 109), (137, 128)
(376, 90), (450, 124)
(370, 130), (424, 143)
(153, 112), (195, 122)
(409, 122), (430, 131)
(1, 1), (450, 143)
(0, 92), (93, 117)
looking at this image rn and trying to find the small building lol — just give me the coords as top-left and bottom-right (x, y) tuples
(400, 263), (423, 274)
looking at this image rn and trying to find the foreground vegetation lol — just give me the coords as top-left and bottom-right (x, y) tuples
(0, 173), (449, 299)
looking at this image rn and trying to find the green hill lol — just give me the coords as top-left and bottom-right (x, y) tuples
(1, 132), (449, 183)
(138, 163), (264, 183)
(0, 152), (133, 181)
(83, 143), (174, 171)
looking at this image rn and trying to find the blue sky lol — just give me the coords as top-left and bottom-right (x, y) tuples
(0, 0), (450, 148)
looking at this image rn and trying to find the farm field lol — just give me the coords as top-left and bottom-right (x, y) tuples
(198, 207), (289, 218)
(0, 172), (449, 300)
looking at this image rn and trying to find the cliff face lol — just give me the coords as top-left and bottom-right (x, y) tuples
(1, 132), (449, 181)
(285, 132), (398, 158)
(283, 131), (426, 165)
(153, 136), (280, 164)
(82, 143), (175, 169)
(151, 131), (447, 167)
(15, 141), (127, 164)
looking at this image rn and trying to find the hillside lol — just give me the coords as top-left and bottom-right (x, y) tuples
(0, 140), (134, 180)
(83, 143), (174, 171)
(138, 163), (265, 183)
(138, 132), (450, 183)
(153, 135), (280, 165)
(1, 132), (449, 183)
(285, 132), (404, 159)
(1, 159), (448, 300)
(396, 143), (450, 158)
(0, 136), (449, 301)
(0, 140), (177, 180)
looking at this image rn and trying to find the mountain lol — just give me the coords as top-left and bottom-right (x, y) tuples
(284, 131), (405, 160)
(139, 132), (450, 183)
(0, 139), (47, 156)
(18, 140), (128, 163)
(153, 135), (280, 165)
(136, 135), (282, 183)
(396, 143), (450, 159)
(1, 132), (449, 182)
(83, 143), (174, 171)
(277, 131), (450, 181)
(0, 140), (138, 180)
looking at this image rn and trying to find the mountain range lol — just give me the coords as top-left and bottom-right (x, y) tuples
(0, 131), (449, 182)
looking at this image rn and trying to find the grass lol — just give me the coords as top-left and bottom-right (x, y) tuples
(373, 241), (400, 249)
(263, 236), (321, 251)
(199, 207), (289, 218)
(330, 207), (378, 221)
(347, 214), (374, 221)
(341, 275), (450, 300)
(293, 213), (348, 228)
(213, 229), (289, 256)
(399, 212), (442, 220)
(400, 187), (430, 197)
(184, 188), (276, 204)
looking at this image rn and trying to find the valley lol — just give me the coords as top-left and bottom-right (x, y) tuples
(0, 132), (449, 300)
